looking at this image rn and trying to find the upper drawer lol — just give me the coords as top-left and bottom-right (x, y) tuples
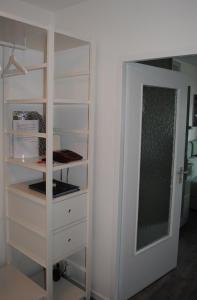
(7, 191), (46, 236)
(52, 192), (87, 230)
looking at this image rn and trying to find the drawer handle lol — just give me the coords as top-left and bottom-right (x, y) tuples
(67, 238), (71, 243)
(65, 209), (72, 215)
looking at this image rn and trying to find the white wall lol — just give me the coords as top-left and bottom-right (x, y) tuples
(55, 1), (197, 299)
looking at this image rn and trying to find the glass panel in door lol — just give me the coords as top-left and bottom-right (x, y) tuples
(137, 85), (177, 251)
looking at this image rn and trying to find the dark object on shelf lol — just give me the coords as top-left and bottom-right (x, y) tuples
(29, 179), (80, 198)
(53, 263), (61, 282)
(53, 149), (83, 163)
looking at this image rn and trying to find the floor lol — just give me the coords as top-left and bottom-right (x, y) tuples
(130, 210), (197, 300)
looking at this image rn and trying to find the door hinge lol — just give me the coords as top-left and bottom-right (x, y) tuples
(177, 167), (188, 184)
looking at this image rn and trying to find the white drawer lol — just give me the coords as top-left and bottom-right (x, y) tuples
(53, 222), (86, 263)
(53, 193), (87, 230)
(8, 219), (46, 267)
(8, 191), (46, 236)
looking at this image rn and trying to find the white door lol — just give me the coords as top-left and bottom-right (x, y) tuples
(119, 62), (188, 300)
(189, 84), (197, 210)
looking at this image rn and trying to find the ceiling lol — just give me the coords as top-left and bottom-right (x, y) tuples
(20, 0), (87, 12)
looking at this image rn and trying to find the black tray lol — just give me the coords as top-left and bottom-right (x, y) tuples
(29, 180), (80, 198)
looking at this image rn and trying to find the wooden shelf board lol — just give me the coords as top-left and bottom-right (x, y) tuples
(53, 159), (88, 171)
(54, 277), (85, 300)
(53, 189), (88, 203)
(32, 271), (85, 300)
(0, 264), (46, 300)
(5, 130), (47, 138)
(6, 157), (46, 172)
(53, 244), (86, 265)
(6, 157), (87, 172)
(5, 98), (47, 104)
(55, 71), (89, 80)
(54, 128), (89, 136)
(7, 181), (46, 205)
(54, 99), (90, 105)
(26, 63), (47, 71)
(3, 63), (47, 78)
(8, 182), (87, 204)
(8, 240), (46, 268)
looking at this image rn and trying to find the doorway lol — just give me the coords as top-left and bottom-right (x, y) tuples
(119, 55), (197, 300)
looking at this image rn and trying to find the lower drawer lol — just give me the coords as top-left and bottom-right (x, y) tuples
(8, 219), (46, 267)
(53, 222), (86, 263)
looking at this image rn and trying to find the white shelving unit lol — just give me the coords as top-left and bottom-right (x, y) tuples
(0, 16), (94, 300)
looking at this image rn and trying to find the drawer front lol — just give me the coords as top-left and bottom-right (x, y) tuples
(8, 191), (46, 235)
(53, 193), (87, 230)
(53, 222), (86, 262)
(8, 220), (46, 267)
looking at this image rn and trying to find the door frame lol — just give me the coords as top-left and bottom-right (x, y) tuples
(111, 48), (197, 300)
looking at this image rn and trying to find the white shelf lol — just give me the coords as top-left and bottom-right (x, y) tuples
(6, 157), (88, 172)
(54, 128), (89, 136)
(53, 159), (88, 171)
(55, 71), (89, 80)
(6, 157), (46, 172)
(53, 189), (88, 203)
(8, 181), (87, 205)
(32, 271), (85, 300)
(54, 278), (85, 300)
(26, 63), (47, 71)
(7, 181), (46, 205)
(54, 99), (90, 105)
(4, 98), (47, 104)
(5, 130), (47, 138)
(8, 240), (46, 268)
(3, 63), (47, 78)
(0, 265), (46, 300)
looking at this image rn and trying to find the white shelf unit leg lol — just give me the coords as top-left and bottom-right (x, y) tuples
(85, 41), (96, 300)
(46, 25), (54, 300)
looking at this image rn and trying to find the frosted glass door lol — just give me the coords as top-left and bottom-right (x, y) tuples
(137, 86), (177, 250)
